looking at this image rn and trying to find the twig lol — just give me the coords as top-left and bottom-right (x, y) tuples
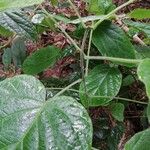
(80, 30), (89, 108)
(116, 17), (146, 46)
(67, 0), (87, 28)
(93, 0), (137, 29)
(85, 26), (93, 76)
(46, 87), (148, 105)
(41, 7), (85, 55)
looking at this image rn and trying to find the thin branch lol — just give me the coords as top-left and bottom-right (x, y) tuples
(80, 30), (89, 108)
(93, 0), (137, 29)
(41, 7), (85, 55)
(67, 0), (87, 28)
(54, 79), (82, 97)
(46, 88), (148, 105)
(85, 27), (93, 76)
(85, 56), (142, 64)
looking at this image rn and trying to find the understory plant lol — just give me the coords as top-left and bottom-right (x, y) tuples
(0, 0), (150, 149)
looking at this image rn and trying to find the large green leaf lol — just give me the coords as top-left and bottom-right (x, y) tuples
(79, 65), (122, 106)
(124, 20), (150, 38)
(0, 0), (44, 11)
(0, 11), (37, 39)
(92, 21), (136, 59)
(137, 59), (150, 98)
(23, 46), (60, 75)
(128, 8), (150, 20)
(125, 128), (150, 150)
(0, 75), (93, 149)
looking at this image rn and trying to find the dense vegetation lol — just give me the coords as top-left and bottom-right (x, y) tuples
(0, 0), (150, 149)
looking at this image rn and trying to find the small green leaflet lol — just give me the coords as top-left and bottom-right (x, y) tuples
(2, 48), (12, 68)
(128, 8), (150, 20)
(88, 0), (115, 15)
(0, 11), (37, 39)
(124, 20), (150, 38)
(92, 21), (136, 60)
(0, 25), (13, 37)
(135, 45), (150, 59)
(137, 59), (150, 99)
(109, 103), (125, 122)
(11, 37), (27, 67)
(0, 75), (93, 149)
(0, 0), (44, 11)
(122, 75), (135, 87)
(2, 38), (26, 68)
(125, 128), (150, 150)
(23, 46), (61, 75)
(51, 0), (58, 6)
(79, 65), (122, 107)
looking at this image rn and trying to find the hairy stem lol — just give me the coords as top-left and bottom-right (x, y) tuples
(85, 56), (142, 64)
(54, 79), (82, 97)
(47, 88), (148, 105)
(41, 7), (85, 55)
(85, 28), (93, 76)
(80, 30), (89, 108)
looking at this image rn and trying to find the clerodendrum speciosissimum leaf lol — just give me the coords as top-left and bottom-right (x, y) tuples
(125, 128), (150, 150)
(92, 21), (136, 59)
(79, 64), (122, 107)
(0, 75), (93, 150)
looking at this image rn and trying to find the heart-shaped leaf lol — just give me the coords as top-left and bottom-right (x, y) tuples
(137, 59), (150, 98)
(125, 128), (150, 150)
(23, 46), (60, 75)
(79, 65), (122, 106)
(92, 21), (136, 60)
(0, 75), (93, 149)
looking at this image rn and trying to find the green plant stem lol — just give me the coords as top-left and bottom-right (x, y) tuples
(46, 88), (148, 105)
(93, 0), (137, 29)
(53, 79), (82, 97)
(91, 95), (148, 105)
(85, 28), (93, 76)
(85, 56), (142, 64)
(41, 7), (85, 55)
(81, 30), (89, 109)
(67, 0), (87, 28)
